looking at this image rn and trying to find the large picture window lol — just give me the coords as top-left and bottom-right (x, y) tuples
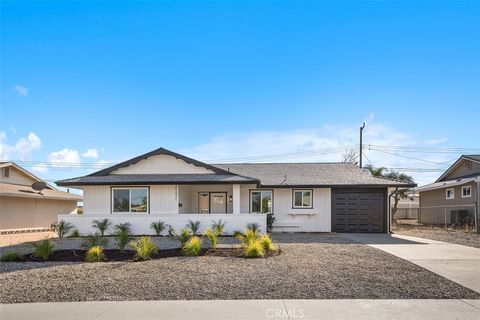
(250, 190), (273, 213)
(112, 187), (148, 213)
(293, 189), (312, 208)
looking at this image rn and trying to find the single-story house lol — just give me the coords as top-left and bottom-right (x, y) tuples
(56, 147), (413, 234)
(415, 155), (480, 225)
(0, 162), (82, 231)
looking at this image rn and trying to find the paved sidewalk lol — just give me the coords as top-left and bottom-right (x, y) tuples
(1, 299), (480, 320)
(342, 233), (480, 293)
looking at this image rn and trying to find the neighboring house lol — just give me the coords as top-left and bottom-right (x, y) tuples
(415, 155), (480, 225)
(0, 162), (82, 231)
(56, 148), (412, 234)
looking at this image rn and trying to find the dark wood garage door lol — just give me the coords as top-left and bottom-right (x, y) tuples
(332, 189), (386, 233)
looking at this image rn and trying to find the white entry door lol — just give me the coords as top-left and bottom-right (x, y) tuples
(210, 192), (227, 213)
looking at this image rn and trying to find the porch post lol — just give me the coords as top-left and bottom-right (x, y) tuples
(233, 184), (241, 214)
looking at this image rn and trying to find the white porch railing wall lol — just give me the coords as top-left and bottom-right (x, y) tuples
(58, 213), (267, 235)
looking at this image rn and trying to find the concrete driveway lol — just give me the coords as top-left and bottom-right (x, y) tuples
(342, 233), (480, 293)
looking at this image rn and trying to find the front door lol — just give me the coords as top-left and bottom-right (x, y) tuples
(198, 192), (210, 214)
(210, 192), (227, 213)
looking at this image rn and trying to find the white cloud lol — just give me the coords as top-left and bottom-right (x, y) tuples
(48, 148), (80, 166)
(13, 85), (28, 97)
(181, 119), (452, 186)
(0, 132), (42, 160)
(31, 165), (48, 175)
(82, 149), (99, 159)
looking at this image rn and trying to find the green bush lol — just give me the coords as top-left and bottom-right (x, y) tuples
(130, 236), (158, 260)
(32, 239), (54, 260)
(205, 228), (219, 249)
(245, 240), (265, 258)
(115, 230), (133, 252)
(114, 222), (132, 234)
(186, 220), (201, 235)
(182, 236), (202, 256)
(0, 251), (23, 262)
(54, 220), (74, 238)
(85, 246), (105, 262)
(176, 228), (192, 246)
(82, 233), (109, 249)
(92, 218), (111, 236)
(70, 229), (81, 238)
(151, 220), (166, 236)
(211, 219), (226, 235)
(235, 229), (260, 246)
(260, 234), (276, 252)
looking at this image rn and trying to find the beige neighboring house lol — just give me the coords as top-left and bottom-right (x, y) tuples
(0, 162), (82, 231)
(415, 155), (480, 226)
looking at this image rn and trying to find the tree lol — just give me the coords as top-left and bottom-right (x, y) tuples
(365, 165), (415, 223)
(341, 148), (359, 164)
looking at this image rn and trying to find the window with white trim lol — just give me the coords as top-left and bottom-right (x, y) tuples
(462, 186), (471, 198)
(293, 189), (312, 208)
(250, 190), (272, 213)
(112, 187), (149, 213)
(446, 188), (454, 200)
(2, 167), (9, 177)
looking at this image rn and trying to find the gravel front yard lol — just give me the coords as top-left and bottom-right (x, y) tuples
(1, 234), (478, 303)
(393, 225), (480, 248)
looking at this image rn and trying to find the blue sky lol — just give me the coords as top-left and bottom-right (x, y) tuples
(0, 1), (479, 186)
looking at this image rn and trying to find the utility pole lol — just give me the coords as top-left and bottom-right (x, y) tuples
(359, 122), (366, 168)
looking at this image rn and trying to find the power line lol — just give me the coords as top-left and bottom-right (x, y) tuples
(367, 144), (480, 153)
(368, 148), (455, 165)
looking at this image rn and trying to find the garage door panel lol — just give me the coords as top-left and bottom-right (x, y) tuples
(333, 189), (386, 233)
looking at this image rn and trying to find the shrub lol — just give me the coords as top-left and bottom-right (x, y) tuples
(115, 230), (133, 252)
(151, 220), (166, 236)
(186, 220), (201, 235)
(205, 228), (219, 249)
(176, 228), (192, 246)
(260, 234), (276, 252)
(92, 219), (111, 236)
(246, 223), (261, 233)
(245, 240), (265, 258)
(130, 236), (158, 260)
(82, 233), (109, 249)
(182, 236), (202, 256)
(235, 229), (260, 246)
(70, 229), (81, 238)
(266, 213), (276, 232)
(211, 219), (226, 235)
(54, 220), (74, 238)
(114, 222), (132, 234)
(32, 239), (54, 260)
(85, 246), (105, 262)
(0, 251), (23, 262)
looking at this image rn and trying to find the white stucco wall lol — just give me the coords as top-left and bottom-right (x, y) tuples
(58, 213), (266, 235)
(111, 155), (215, 174)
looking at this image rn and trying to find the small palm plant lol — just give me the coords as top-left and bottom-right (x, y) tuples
(260, 234), (277, 252)
(245, 240), (265, 258)
(85, 246), (105, 262)
(82, 233), (109, 249)
(176, 228), (192, 246)
(246, 223), (261, 233)
(92, 219), (111, 236)
(182, 236), (203, 256)
(115, 230), (134, 253)
(205, 228), (219, 249)
(32, 239), (54, 260)
(211, 219), (226, 235)
(235, 229), (261, 247)
(70, 229), (81, 238)
(54, 220), (74, 238)
(130, 236), (159, 260)
(0, 251), (23, 262)
(151, 220), (166, 236)
(114, 222), (132, 234)
(186, 220), (201, 235)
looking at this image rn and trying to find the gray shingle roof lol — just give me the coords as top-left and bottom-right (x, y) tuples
(56, 174), (258, 186)
(464, 155), (480, 162)
(216, 163), (413, 187)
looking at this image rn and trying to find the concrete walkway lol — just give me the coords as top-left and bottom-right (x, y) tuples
(1, 299), (480, 320)
(342, 233), (480, 293)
